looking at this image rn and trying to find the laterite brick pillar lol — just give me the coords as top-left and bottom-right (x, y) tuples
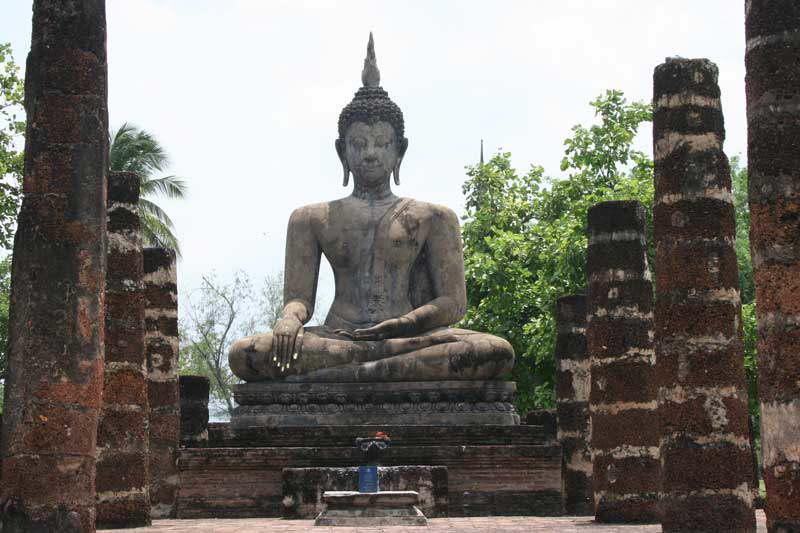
(587, 201), (660, 523)
(179, 375), (210, 447)
(143, 248), (179, 518)
(746, 3), (800, 530)
(653, 57), (756, 532)
(96, 172), (150, 528)
(0, 1), (108, 531)
(555, 294), (593, 516)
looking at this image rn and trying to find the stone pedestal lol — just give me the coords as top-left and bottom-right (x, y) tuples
(314, 491), (427, 527)
(283, 466), (447, 519)
(177, 423), (561, 518)
(231, 381), (519, 427)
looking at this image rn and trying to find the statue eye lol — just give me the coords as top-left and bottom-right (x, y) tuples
(351, 138), (367, 149)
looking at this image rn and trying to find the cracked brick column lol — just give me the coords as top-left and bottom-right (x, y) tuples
(746, 3), (800, 530)
(555, 294), (593, 516)
(0, 1), (108, 531)
(96, 172), (150, 528)
(587, 201), (660, 523)
(143, 248), (179, 518)
(179, 376), (210, 448)
(653, 57), (756, 532)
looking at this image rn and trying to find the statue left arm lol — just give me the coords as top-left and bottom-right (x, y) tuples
(352, 206), (467, 340)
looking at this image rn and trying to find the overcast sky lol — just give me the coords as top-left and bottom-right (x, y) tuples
(2, 1), (748, 324)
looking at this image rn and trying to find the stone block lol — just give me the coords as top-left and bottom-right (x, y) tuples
(231, 380), (519, 426)
(314, 490), (428, 527)
(282, 466), (447, 519)
(180, 375), (210, 447)
(177, 424), (561, 518)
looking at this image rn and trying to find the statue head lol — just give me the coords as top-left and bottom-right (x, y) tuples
(336, 33), (409, 187)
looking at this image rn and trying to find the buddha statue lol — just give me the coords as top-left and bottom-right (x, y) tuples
(229, 34), (514, 384)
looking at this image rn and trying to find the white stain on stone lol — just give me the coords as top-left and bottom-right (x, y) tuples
(662, 482), (752, 504)
(590, 401), (657, 414)
(661, 432), (750, 449)
(589, 230), (645, 245)
(589, 268), (651, 283)
(760, 400), (800, 467)
(145, 308), (178, 320)
(593, 349), (655, 367)
(757, 311), (800, 331)
(654, 132), (721, 161)
(671, 211), (688, 228)
(107, 231), (140, 253)
(592, 305), (653, 321)
(658, 185), (734, 206)
(746, 28), (800, 53)
(704, 396), (729, 430)
(659, 384), (741, 404)
(655, 93), (720, 110)
(143, 264), (177, 286)
(96, 488), (147, 503)
(594, 444), (660, 459)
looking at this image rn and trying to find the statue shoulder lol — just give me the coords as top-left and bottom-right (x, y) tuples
(288, 201), (330, 226)
(404, 199), (460, 228)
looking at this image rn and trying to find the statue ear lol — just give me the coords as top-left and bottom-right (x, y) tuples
(335, 138), (349, 187)
(393, 137), (409, 186)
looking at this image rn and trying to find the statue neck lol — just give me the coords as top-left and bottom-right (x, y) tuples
(351, 176), (395, 202)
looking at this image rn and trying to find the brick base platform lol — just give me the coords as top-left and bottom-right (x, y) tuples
(177, 424), (561, 518)
(101, 511), (769, 532)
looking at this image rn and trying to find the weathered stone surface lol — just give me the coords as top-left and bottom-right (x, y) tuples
(587, 201), (660, 523)
(96, 172), (150, 529)
(523, 409), (557, 442)
(228, 35), (513, 385)
(0, 1), (107, 531)
(231, 381), (519, 426)
(315, 490), (428, 527)
(209, 423), (552, 448)
(282, 466), (447, 519)
(746, 3), (800, 531)
(177, 424), (561, 518)
(554, 295), (592, 516)
(654, 57), (757, 532)
(144, 248), (178, 519)
(179, 376), (209, 447)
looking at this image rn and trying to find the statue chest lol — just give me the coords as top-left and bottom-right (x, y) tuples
(320, 213), (425, 272)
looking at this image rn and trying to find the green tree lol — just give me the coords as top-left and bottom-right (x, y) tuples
(180, 272), (257, 418)
(0, 42), (24, 251)
(462, 91), (760, 423)
(461, 90), (653, 412)
(109, 122), (187, 255)
(0, 43), (24, 408)
(730, 156), (759, 439)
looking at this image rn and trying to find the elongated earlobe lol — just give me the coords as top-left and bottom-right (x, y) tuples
(394, 137), (408, 186)
(335, 138), (349, 187)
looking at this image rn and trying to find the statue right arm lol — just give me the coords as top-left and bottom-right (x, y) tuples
(282, 207), (322, 323)
(273, 207), (322, 369)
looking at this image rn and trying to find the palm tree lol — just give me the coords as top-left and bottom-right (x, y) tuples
(109, 122), (187, 256)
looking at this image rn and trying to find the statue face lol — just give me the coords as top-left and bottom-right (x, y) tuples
(343, 121), (399, 184)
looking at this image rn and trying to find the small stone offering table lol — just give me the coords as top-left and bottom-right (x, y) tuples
(314, 491), (427, 527)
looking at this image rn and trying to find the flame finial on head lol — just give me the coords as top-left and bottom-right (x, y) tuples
(362, 32), (380, 88)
